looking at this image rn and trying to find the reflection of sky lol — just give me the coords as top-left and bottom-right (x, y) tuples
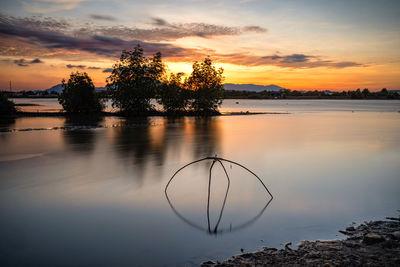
(0, 104), (400, 265)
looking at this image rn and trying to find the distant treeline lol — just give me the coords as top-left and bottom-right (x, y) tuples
(2, 90), (59, 98)
(5, 88), (399, 100)
(224, 88), (400, 99)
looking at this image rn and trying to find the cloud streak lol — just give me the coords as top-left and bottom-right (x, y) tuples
(66, 64), (85, 69)
(89, 14), (116, 21)
(13, 58), (44, 66)
(214, 53), (363, 69)
(0, 15), (363, 69)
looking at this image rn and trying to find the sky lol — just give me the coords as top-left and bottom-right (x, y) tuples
(0, 0), (399, 91)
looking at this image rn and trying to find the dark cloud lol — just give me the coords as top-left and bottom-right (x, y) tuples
(13, 58), (44, 66)
(14, 59), (29, 66)
(0, 15), (70, 31)
(151, 17), (170, 27)
(262, 54), (314, 63)
(30, 58), (43, 63)
(214, 52), (363, 69)
(66, 64), (86, 69)
(87, 66), (101, 69)
(102, 68), (113, 73)
(0, 16), (194, 58)
(89, 14), (116, 21)
(243, 26), (267, 33)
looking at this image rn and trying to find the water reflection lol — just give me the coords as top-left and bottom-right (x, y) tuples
(110, 117), (221, 180)
(165, 157), (273, 235)
(0, 117), (15, 136)
(62, 116), (103, 153)
(192, 118), (221, 158)
(112, 118), (164, 182)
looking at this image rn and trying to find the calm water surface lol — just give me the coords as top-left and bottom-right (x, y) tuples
(1, 100), (400, 266)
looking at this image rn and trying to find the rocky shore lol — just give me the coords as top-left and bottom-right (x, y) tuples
(202, 215), (400, 266)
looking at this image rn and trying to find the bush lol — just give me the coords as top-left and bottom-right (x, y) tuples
(185, 57), (224, 112)
(58, 72), (104, 113)
(107, 45), (165, 115)
(0, 92), (16, 116)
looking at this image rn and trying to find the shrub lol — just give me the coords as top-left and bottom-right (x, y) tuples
(0, 92), (16, 116)
(58, 72), (104, 113)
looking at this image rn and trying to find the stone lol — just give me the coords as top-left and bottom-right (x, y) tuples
(363, 233), (385, 245)
(201, 260), (216, 266)
(391, 231), (400, 240)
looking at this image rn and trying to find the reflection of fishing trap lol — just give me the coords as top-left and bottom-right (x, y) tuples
(165, 156), (273, 235)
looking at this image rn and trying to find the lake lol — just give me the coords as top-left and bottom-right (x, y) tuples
(1, 99), (400, 266)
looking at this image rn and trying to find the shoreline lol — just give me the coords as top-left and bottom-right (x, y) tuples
(1, 110), (290, 118)
(202, 215), (400, 266)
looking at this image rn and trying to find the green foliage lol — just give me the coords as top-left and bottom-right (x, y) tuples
(157, 72), (190, 112)
(0, 92), (16, 116)
(58, 72), (104, 113)
(107, 45), (166, 114)
(185, 57), (224, 112)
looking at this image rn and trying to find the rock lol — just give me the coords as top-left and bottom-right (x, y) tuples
(386, 217), (400, 221)
(241, 253), (252, 259)
(339, 230), (354, 236)
(307, 251), (321, 258)
(391, 231), (400, 240)
(363, 233), (385, 245)
(201, 260), (216, 266)
(202, 216), (400, 266)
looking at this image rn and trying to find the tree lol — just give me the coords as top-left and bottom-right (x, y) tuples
(107, 45), (165, 114)
(0, 92), (16, 116)
(157, 72), (190, 113)
(185, 57), (224, 113)
(58, 72), (104, 113)
(362, 88), (370, 98)
(380, 88), (388, 97)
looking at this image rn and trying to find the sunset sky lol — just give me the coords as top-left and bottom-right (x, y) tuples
(0, 0), (399, 91)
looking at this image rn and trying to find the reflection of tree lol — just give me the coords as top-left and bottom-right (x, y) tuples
(112, 117), (222, 182)
(0, 117), (15, 131)
(0, 117), (15, 141)
(165, 157), (273, 235)
(114, 118), (154, 169)
(192, 117), (221, 158)
(62, 116), (103, 153)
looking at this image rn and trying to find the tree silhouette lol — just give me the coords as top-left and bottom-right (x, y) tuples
(185, 57), (224, 113)
(107, 45), (166, 115)
(0, 92), (16, 116)
(157, 72), (190, 113)
(58, 72), (104, 113)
